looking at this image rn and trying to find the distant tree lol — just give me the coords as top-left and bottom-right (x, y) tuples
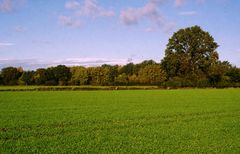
(101, 64), (119, 84)
(134, 60), (157, 75)
(87, 67), (99, 85)
(138, 64), (167, 85)
(226, 67), (240, 83)
(70, 66), (88, 85)
(207, 61), (231, 85)
(34, 68), (48, 85)
(161, 26), (219, 80)
(1, 67), (22, 85)
(44, 67), (56, 85)
(17, 67), (24, 74)
(101, 67), (113, 85)
(0, 75), (3, 85)
(128, 74), (139, 85)
(19, 71), (35, 85)
(51, 65), (71, 85)
(120, 63), (135, 76)
(88, 66), (113, 86)
(115, 73), (128, 85)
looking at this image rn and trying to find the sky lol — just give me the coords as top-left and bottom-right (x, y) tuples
(0, 0), (240, 70)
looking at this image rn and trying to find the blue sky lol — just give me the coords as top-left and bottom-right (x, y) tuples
(0, 0), (240, 69)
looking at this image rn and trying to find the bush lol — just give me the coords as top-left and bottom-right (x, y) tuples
(45, 80), (58, 86)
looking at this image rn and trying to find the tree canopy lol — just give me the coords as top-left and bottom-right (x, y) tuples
(161, 26), (219, 80)
(0, 26), (239, 88)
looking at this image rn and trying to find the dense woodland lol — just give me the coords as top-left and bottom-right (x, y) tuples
(1, 26), (240, 87)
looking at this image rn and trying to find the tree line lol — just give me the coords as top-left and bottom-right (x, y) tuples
(0, 26), (240, 87)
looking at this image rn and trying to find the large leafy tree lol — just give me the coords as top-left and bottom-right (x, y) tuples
(161, 26), (219, 80)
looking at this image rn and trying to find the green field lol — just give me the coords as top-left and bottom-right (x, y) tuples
(0, 89), (240, 153)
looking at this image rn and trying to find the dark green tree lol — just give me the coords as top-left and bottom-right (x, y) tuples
(0, 75), (3, 85)
(120, 63), (135, 76)
(33, 68), (48, 85)
(207, 61), (231, 85)
(101, 64), (119, 84)
(134, 60), (157, 75)
(1, 67), (22, 85)
(226, 67), (240, 83)
(161, 26), (219, 80)
(19, 71), (35, 85)
(51, 65), (71, 85)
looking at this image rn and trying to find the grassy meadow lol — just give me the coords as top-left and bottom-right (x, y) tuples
(0, 89), (240, 153)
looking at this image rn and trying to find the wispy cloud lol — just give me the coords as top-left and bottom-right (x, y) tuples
(65, 0), (80, 10)
(60, 0), (205, 30)
(120, 0), (163, 25)
(0, 42), (14, 47)
(120, 0), (175, 32)
(179, 11), (197, 16)
(0, 58), (145, 70)
(52, 58), (128, 67)
(0, 0), (26, 13)
(0, 0), (13, 12)
(60, 0), (115, 28)
(0, 59), (49, 70)
(174, 0), (205, 7)
(74, 0), (115, 17)
(145, 27), (158, 32)
(58, 15), (82, 28)
(175, 0), (185, 7)
(14, 26), (27, 32)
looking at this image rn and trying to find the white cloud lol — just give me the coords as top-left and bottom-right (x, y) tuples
(175, 0), (205, 7)
(14, 26), (26, 32)
(0, 59), (50, 70)
(75, 0), (115, 17)
(0, 58), (145, 70)
(179, 11), (197, 16)
(0, 0), (13, 12)
(58, 15), (81, 28)
(52, 58), (129, 67)
(65, 0), (80, 10)
(0, 0), (26, 13)
(60, 0), (115, 28)
(145, 27), (158, 32)
(120, 0), (174, 32)
(0, 42), (14, 47)
(120, 0), (163, 25)
(175, 0), (185, 7)
(60, 0), (207, 30)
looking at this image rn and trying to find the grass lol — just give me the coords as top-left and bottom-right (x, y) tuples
(0, 89), (240, 153)
(0, 85), (161, 91)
